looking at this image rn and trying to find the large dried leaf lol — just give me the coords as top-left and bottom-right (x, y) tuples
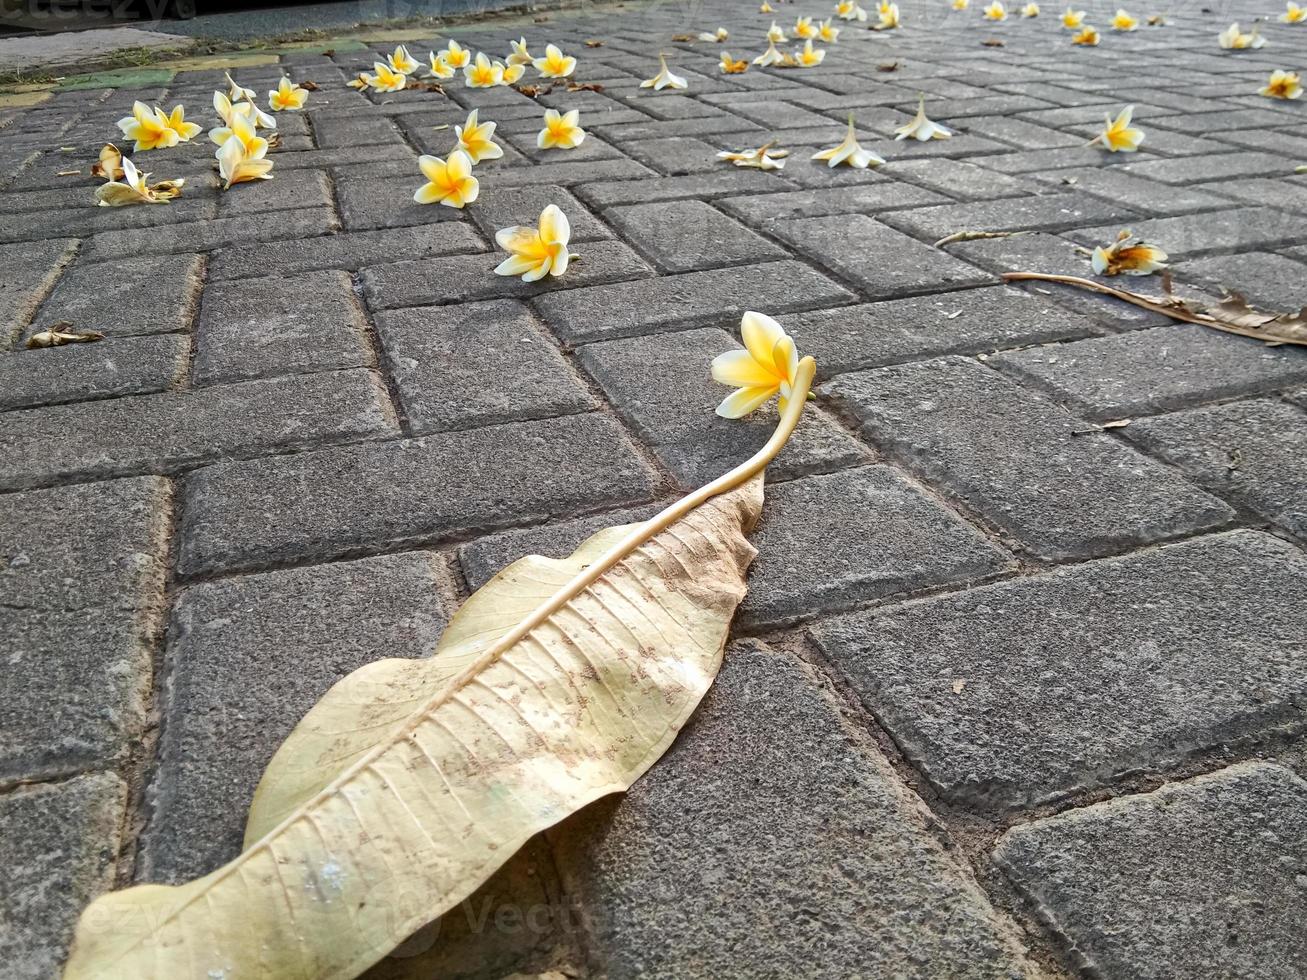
(65, 478), (764, 979)
(1002, 271), (1307, 347)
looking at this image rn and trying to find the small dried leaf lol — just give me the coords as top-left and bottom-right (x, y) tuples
(584, 39), (605, 47)
(300, 80), (321, 91)
(90, 143), (125, 181)
(567, 81), (604, 92)
(26, 322), (105, 348)
(515, 84), (549, 97)
(671, 33), (696, 41)
(982, 37), (1006, 46)
(877, 60), (901, 71)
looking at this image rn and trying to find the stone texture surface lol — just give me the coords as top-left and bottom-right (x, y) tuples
(0, 773), (127, 980)
(7, 2), (1307, 975)
(141, 554), (448, 882)
(995, 763), (1307, 979)
(816, 531), (1307, 810)
(554, 643), (1034, 980)
(822, 357), (1234, 560)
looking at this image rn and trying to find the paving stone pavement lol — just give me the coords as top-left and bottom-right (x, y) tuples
(2, 0), (1306, 976)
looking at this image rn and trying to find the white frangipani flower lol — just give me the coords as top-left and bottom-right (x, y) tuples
(640, 53), (688, 89)
(894, 97), (952, 141)
(811, 115), (885, 168)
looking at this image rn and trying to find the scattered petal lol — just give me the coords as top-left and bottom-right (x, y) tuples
(90, 143), (125, 181)
(493, 203), (573, 281)
(953, 0), (970, 9)
(819, 17), (842, 40)
(426, 51), (456, 79)
(794, 38), (826, 66)
(835, 0), (869, 21)
(811, 114), (885, 168)
(442, 40), (472, 69)
(1281, 1), (1306, 22)
(1089, 104), (1144, 151)
(225, 71), (256, 103)
(537, 107), (586, 149)
(753, 39), (788, 66)
(1259, 69), (1302, 99)
(720, 51), (750, 73)
(641, 53), (688, 89)
(414, 149), (479, 207)
(363, 61), (408, 92)
(26, 322), (105, 349)
(767, 20), (788, 41)
(894, 97), (952, 141)
(116, 101), (180, 153)
(717, 141), (789, 170)
(388, 44), (421, 75)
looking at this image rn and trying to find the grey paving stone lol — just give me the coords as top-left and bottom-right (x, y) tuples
(0, 772), (127, 980)
(29, 252), (203, 342)
(141, 553), (448, 883)
(553, 642), (1035, 980)
(464, 183), (612, 243)
(955, 114), (1082, 149)
(81, 206), (338, 261)
(178, 411), (654, 576)
(0, 477), (170, 780)
(194, 269), (372, 386)
(1128, 399), (1307, 537)
(575, 170), (794, 208)
(822, 357), (1234, 561)
(1195, 175), (1307, 215)
(577, 326), (870, 489)
(966, 146), (1136, 175)
(535, 259), (855, 346)
(618, 135), (724, 175)
(311, 112), (404, 148)
(0, 335), (186, 411)
(336, 171), (475, 231)
(374, 299), (594, 433)
(740, 466), (1009, 627)
(207, 224), (486, 281)
(362, 239), (653, 310)
(214, 166), (333, 218)
(771, 215), (992, 300)
(1174, 252), (1307, 311)
(487, 155), (653, 188)
(1122, 151), (1300, 185)
(1069, 207), (1307, 261)
(880, 193), (1139, 244)
(1041, 166), (1234, 215)
(786, 285), (1100, 376)
(604, 199), (788, 274)
(881, 158), (1032, 200)
(995, 763), (1307, 978)
(717, 180), (947, 226)
(991, 325), (1307, 421)
(815, 532), (1307, 810)
(0, 368), (394, 491)
(0, 238), (76, 348)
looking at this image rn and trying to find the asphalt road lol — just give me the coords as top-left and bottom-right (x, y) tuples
(1, 0), (556, 39)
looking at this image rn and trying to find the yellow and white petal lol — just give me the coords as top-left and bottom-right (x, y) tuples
(740, 311), (787, 366)
(715, 385), (777, 419)
(711, 348), (779, 389)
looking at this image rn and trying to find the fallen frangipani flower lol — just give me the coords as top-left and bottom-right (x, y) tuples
(414, 149), (478, 207)
(388, 44), (421, 75)
(537, 108), (586, 149)
(90, 143), (125, 181)
(1092, 229), (1168, 276)
(214, 112), (268, 162)
(508, 37), (533, 65)
(1146, 14), (1166, 25)
(875, 2), (902, 29)
(641, 53), (688, 89)
(26, 321), (105, 348)
(502, 62), (526, 85)
(1061, 6), (1086, 27)
(1022, 3), (1040, 15)
(699, 27), (730, 41)
(465, 53), (506, 87)
(534, 43), (577, 78)
(1071, 25), (1101, 45)
(442, 40), (472, 69)
(426, 51), (455, 79)
(210, 93), (268, 146)
(819, 17), (841, 39)
(953, 0), (970, 9)
(1089, 104), (1144, 151)
(161, 104), (201, 142)
(95, 156), (184, 206)
(767, 20), (788, 41)
(456, 109), (504, 162)
(760, 1), (773, 11)
(269, 76), (309, 111)
(217, 129), (274, 190)
(116, 102), (180, 152)
(225, 71), (257, 103)
(493, 203), (574, 281)
(717, 142), (789, 170)
(812, 114), (885, 168)
(347, 71), (371, 89)
(711, 311), (801, 418)
(363, 61), (408, 92)
(720, 51), (750, 73)
(794, 38), (826, 66)
(753, 39), (790, 66)
(1218, 23), (1265, 48)
(794, 16), (817, 38)
(1112, 8), (1138, 30)
(983, 1), (1007, 20)
(836, 0), (869, 21)
(1261, 69), (1303, 99)
(1282, 1), (1306, 22)
(895, 97), (952, 141)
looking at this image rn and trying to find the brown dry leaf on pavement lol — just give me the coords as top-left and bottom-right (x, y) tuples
(878, 60), (901, 71)
(1002, 272), (1307, 347)
(89, 143), (125, 181)
(584, 38), (605, 46)
(567, 82), (605, 92)
(26, 322), (105, 349)
(934, 229), (1029, 248)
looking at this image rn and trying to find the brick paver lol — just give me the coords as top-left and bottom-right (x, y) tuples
(3, 0), (1306, 975)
